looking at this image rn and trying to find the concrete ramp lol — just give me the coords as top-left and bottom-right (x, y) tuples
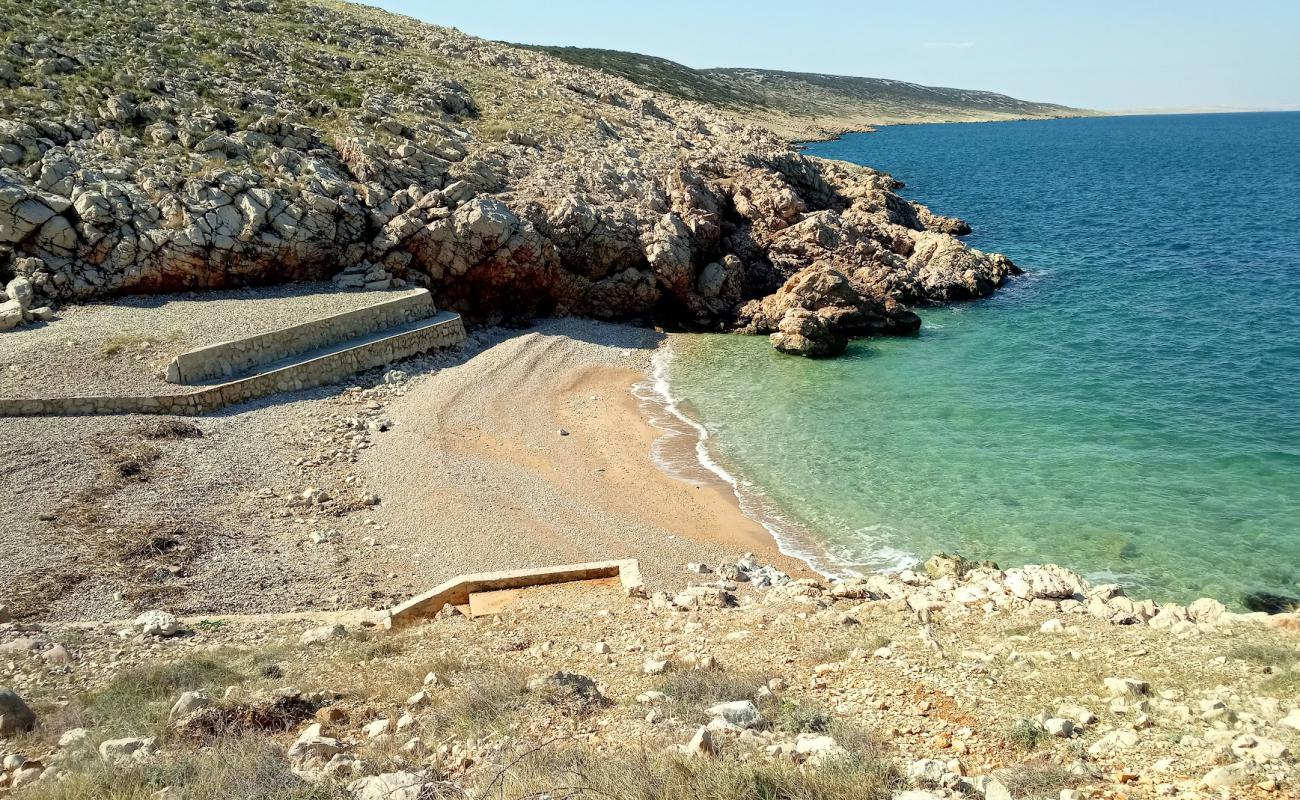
(385, 560), (646, 630)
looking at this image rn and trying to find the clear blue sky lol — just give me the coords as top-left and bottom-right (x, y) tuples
(366, 1), (1300, 111)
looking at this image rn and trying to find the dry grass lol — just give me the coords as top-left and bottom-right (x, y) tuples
(657, 667), (771, 723)
(777, 701), (833, 734)
(995, 762), (1084, 799)
(18, 737), (349, 800)
(4, 428), (208, 619)
(1229, 641), (1300, 693)
(481, 743), (899, 800)
(100, 329), (186, 357)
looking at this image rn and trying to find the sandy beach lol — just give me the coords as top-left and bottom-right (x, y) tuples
(354, 319), (814, 591)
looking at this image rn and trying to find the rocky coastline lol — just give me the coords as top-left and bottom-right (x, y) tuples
(1, 0), (1018, 358)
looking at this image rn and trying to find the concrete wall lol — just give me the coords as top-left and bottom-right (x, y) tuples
(166, 288), (436, 384)
(0, 313), (465, 417)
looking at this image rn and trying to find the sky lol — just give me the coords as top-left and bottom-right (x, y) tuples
(366, 1), (1300, 112)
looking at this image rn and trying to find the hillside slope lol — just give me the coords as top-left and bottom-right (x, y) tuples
(523, 46), (1093, 138)
(0, 0), (1021, 357)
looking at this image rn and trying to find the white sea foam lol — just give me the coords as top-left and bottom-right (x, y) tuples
(633, 342), (907, 579)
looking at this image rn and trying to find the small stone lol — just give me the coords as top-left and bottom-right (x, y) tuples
(1103, 677), (1148, 697)
(1202, 762), (1252, 789)
(169, 690), (211, 721)
(406, 690), (430, 708)
(642, 658), (670, 675)
(985, 778), (1013, 800)
(684, 725), (715, 757)
(1040, 619), (1065, 634)
(907, 758), (948, 786)
(59, 728), (92, 750)
(1043, 718), (1075, 738)
(363, 718), (392, 738)
(349, 771), (428, 800)
(41, 644), (71, 664)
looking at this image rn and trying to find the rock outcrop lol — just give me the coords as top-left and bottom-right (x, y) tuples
(0, 0), (1020, 355)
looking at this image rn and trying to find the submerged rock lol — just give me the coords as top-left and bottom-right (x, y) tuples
(1243, 591), (1300, 614)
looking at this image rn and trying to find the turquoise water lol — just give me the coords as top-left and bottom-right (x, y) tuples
(666, 112), (1300, 606)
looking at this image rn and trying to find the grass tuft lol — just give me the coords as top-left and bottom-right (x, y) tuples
(778, 700), (833, 734)
(657, 667), (769, 722)
(78, 658), (244, 738)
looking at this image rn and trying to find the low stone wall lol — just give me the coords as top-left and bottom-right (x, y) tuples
(385, 559), (647, 630)
(165, 288), (435, 384)
(0, 312), (465, 417)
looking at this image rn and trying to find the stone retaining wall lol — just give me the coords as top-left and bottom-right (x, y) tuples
(165, 288), (435, 384)
(0, 313), (465, 417)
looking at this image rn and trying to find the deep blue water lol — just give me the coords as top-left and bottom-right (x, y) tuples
(666, 112), (1300, 606)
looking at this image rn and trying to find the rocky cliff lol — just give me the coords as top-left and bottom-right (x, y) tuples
(0, 0), (1019, 355)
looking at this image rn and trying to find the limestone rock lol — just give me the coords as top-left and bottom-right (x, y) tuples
(98, 736), (157, 765)
(299, 624), (347, 646)
(134, 610), (180, 637)
(706, 700), (762, 729)
(348, 771), (429, 800)
(169, 690), (211, 721)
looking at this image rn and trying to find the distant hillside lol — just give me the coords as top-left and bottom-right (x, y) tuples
(521, 46), (1094, 139)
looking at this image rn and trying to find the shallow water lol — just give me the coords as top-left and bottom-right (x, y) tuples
(665, 112), (1300, 606)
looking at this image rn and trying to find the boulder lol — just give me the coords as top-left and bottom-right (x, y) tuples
(706, 700), (762, 729)
(348, 771), (429, 800)
(0, 688), (37, 736)
(99, 736), (157, 764)
(793, 734), (846, 766)
(770, 307), (845, 358)
(738, 264), (920, 358)
(298, 624), (346, 646)
(135, 610), (180, 637)
(1004, 565), (1087, 600)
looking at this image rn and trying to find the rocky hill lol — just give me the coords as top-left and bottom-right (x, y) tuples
(0, 0), (1021, 357)
(522, 46), (1094, 139)
(1, 555), (1297, 798)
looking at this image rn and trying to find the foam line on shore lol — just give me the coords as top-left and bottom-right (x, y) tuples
(633, 342), (865, 579)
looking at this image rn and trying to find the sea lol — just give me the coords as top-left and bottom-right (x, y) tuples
(655, 112), (1300, 608)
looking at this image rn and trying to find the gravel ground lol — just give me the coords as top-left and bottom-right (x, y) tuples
(0, 315), (808, 623)
(0, 284), (413, 398)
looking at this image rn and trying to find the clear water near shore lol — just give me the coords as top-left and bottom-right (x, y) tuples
(664, 112), (1300, 607)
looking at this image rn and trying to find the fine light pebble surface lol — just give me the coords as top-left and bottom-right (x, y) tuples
(0, 315), (807, 624)
(0, 284), (411, 398)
